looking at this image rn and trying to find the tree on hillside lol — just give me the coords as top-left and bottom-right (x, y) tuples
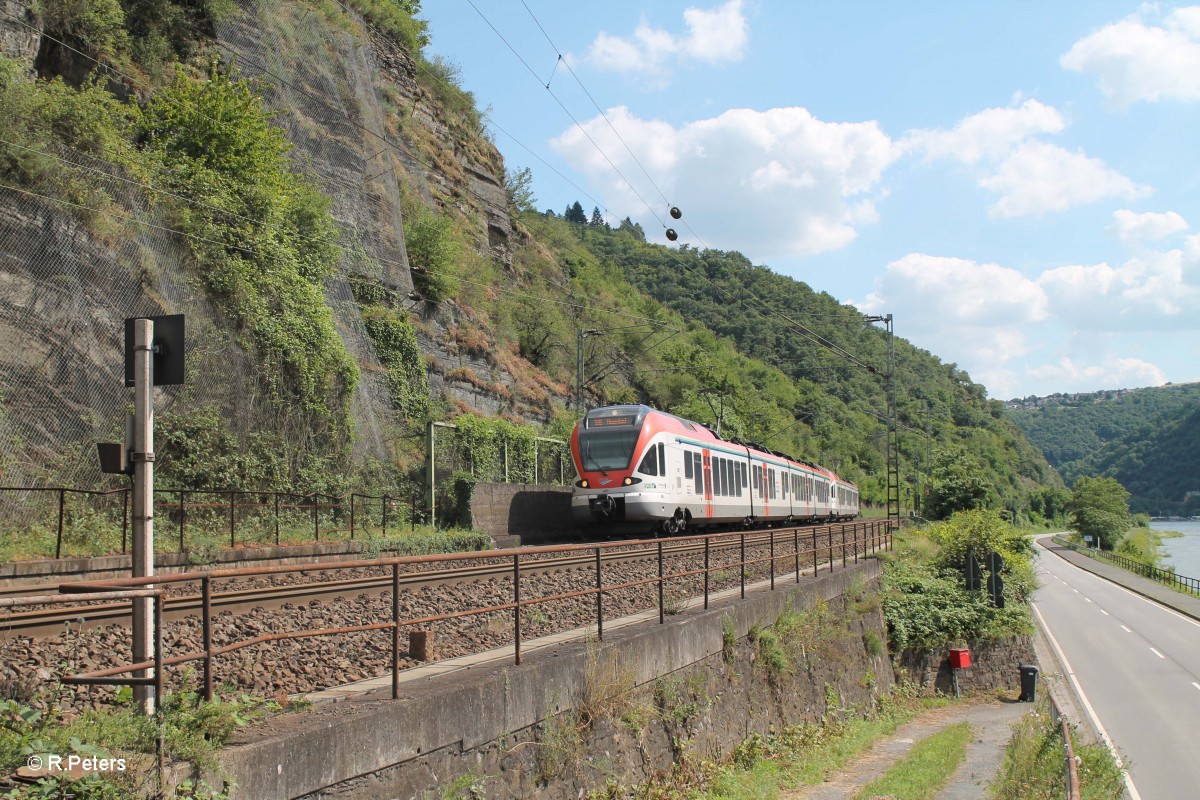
(564, 201), (587, 224)
(503, 166), (536, 213)
(1068, 476), (1130, 550)
(925, 446), (994, 520)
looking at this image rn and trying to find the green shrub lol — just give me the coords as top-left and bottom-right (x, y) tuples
(138, 65), (358, 445)
(35, 0), (131, 66)
(883, 510), (1035, 653)
(405, 205), (460, 302)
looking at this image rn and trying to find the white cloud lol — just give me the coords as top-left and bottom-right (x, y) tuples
(1061, 6), (1200, 106)
(859, 253), (1048, 328)
(980, 141), (1150, 218)
(1108, 209), (1189, 244)
(587, 0), (748, 85)
(902, 100), (1145, 218)
(855, 254), (1048, 396)
(1027, 356), (1167, 391)
(904, 99), (1065, 164)
(551, 105), (895, 258)
(854, 249), (1192, 398)
(1039, 247), (1200, 327)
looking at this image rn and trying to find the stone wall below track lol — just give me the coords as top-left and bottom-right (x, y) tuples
(211, 562), (891, 800)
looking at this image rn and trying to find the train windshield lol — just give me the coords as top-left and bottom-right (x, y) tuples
(578, 427), (640, 472)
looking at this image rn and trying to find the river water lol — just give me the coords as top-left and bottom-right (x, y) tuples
(1150, 519), (1200, 580)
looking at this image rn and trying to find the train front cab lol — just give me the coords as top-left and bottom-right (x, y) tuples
(571, 406), (686, 530)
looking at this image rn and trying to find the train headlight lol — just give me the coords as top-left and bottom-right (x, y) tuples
(576, 479), (589, 488)
(623, 477), (633, 486)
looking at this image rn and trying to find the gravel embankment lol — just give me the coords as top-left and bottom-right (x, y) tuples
(0, 542), (782, 711)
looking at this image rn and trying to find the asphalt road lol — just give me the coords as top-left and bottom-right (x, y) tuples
(1033, 537), (1200, 800)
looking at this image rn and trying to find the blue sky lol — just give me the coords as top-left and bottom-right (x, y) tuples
(421, 1), (1200, 399)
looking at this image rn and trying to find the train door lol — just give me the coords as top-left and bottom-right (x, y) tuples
(666, 444), (683, 492)
(702, 449), (713, 518)
(760, 464), (769, 517)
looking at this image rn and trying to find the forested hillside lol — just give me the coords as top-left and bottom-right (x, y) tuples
(0, 0), (1059, 525)
(1007, 384), (1200, 514)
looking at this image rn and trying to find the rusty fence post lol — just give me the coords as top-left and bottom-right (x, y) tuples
(595, 547), (603, 640)
(740, 532), (746, 599)
(122, 487), (129, 554)
(513, 552), (522, 665)
(812, 530), (818, 576)
(312, 493), (319, 542)
(842, 525), (847, 569)
(658, 540), (665, 624)
(703, 536), (710, 609)
(152, 591), (164, 708)
(202, 575), (213, 702)
(392, 562), (400, 700)
(794, 528), (800, 583)
(229, 490), (236, 548)
(56, 488), (65, 559)
(828, 527), (834, 573)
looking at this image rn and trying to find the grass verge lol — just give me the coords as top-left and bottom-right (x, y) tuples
(988, 698), (1124, 800)
(854, 721), (971, 800)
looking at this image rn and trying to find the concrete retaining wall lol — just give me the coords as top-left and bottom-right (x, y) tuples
(213, 561), (890, 799)
(468, 482), (575, 544)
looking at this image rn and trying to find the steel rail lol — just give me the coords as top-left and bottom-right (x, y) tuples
(0, 527), (839, 635)
(5, 521), (890, 703)
(1, 524), (875, 636)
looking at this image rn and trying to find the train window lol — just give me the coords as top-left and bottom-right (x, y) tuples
(769, 469), (776, 499)
(694, 453), (703, 494)
(658, 443), (666, 474)
(638, 446), (658, 476)
(684, 452), (693, 480)
(723, 459), (731, 496)
(752, 466), (759, 491)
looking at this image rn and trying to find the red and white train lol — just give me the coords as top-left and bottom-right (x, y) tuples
(570, 405), (859, 535)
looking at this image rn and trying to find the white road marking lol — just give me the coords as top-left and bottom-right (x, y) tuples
(1101, 609), (1109, 616)
(1085, 597), (1093, 603)
(1033, 603), (1143, 800)
(1150, 647), (1165, 659)
(1193, 682), (1200, 692)
(1121, 624), (1132, 633)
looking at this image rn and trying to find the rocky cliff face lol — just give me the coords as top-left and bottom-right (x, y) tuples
(0, 0), (549, 500)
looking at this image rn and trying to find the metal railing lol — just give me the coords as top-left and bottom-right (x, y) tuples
(0, 485), (425, 560)
(1049, 696), (1082, 800)
(1052, 535), (1200, 595)
(44, 521), (891, 703)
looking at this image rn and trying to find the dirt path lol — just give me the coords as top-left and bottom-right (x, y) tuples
(784, 696), (1030, 800)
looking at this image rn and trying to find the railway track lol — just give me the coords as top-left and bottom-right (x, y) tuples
(0, 526), (871, 638)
